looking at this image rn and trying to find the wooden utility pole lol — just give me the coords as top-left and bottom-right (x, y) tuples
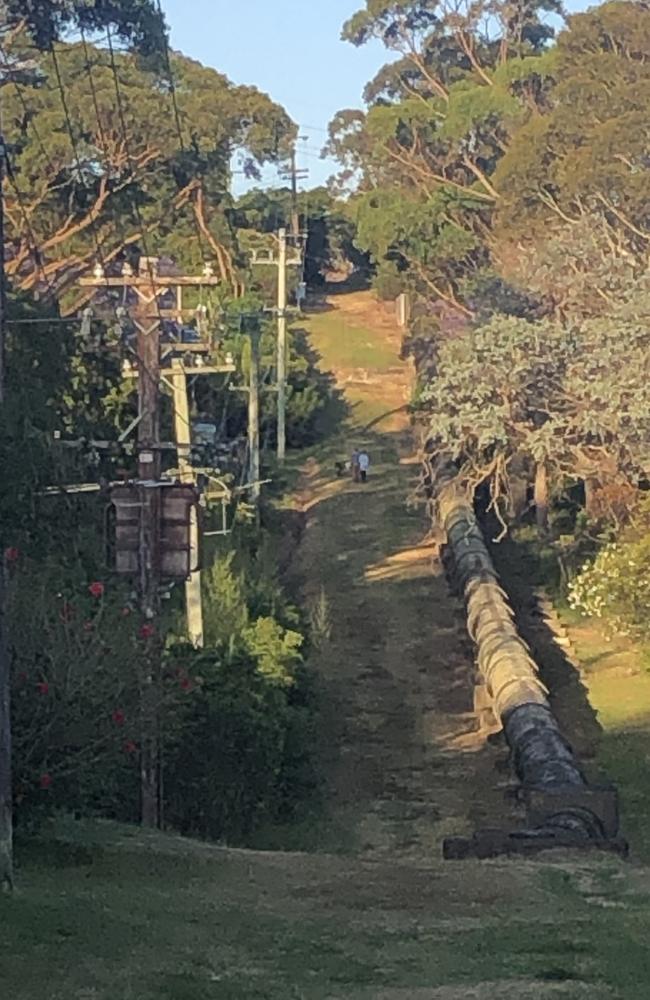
(80, 259), (222, 826)
(280, 146), (309, 241)
(133, 258), (162, 828)
(0, 126), (12, 890)
(277, 228), (288, 464)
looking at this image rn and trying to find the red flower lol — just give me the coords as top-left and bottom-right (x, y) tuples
(112, 709), (125, 727)
(123, 740), (137, 755)
(37, 681), (49, 695)
(39, 773), (53, 790)
(83, 620), (94, 633)
(88, 581), (104, 599)
(139, 623), (155, 640)
(179, 676), (192, 692)
(121, 607), (131, 617)
(4, 547), (19, 563)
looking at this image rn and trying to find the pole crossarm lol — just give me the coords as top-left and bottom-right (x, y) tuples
(79, 276), (222, 288)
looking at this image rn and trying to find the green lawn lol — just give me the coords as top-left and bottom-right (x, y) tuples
(302, 310), (398, 374)
(3, 820), (650, 999)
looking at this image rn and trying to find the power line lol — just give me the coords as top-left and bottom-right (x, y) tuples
(153, 0), (208, 267)
(104, 29), (163, 293)
(48, 41), (117, 301)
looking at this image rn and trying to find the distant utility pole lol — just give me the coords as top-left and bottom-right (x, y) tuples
(280, 146), (309, 241)
(251, 232), (302, 463)
(276, 228), (288, 463)
(247, 320), (261, 505)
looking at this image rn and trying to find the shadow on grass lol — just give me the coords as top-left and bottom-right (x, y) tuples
(487, 527), (603, 763)
(598, 726), (650, 863)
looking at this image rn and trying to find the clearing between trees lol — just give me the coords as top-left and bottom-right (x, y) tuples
(3, 290), (650, 1000)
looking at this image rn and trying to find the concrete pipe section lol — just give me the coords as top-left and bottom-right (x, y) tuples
(438, 491), (627, 860)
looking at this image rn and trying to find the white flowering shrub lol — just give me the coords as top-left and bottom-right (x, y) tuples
(568, 536), (650, 641)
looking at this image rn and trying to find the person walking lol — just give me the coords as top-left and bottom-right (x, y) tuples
(358, 449), (370, 483)
(351, 447), (361, 483)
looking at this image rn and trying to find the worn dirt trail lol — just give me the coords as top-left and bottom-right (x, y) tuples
(288, 291), (517, 857)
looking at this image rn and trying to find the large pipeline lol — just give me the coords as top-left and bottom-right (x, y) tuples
(439, 490), (625, 859)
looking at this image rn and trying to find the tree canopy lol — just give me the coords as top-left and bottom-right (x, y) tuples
(4, 0), (165, 54)
(2, 36), (295, 308)
(330, 1), (650, 320)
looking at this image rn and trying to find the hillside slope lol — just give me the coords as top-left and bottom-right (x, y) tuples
(3, 290), (650, 1000)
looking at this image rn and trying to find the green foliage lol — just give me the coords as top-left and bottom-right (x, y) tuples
(242, 617), (303, 687)
(7, 0), (166, 55)
(494, 3), (650, 252)
(569, 534), (650, 643)
(4, 38), (294, 301)
(162, 644), (308, 841)
(374, 259), (405, 300)
(8, 562), (154, 827)
(420, 288), (650, 511)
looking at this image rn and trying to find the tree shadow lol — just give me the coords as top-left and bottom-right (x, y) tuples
(288, 327), (349, 443)
(487, 529), (604, 764)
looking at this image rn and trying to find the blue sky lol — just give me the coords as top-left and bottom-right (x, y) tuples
(162, 0), (593, 193)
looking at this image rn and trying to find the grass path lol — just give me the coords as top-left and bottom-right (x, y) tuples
(289, 291), (517, 854)
(4, 290), (650, 999)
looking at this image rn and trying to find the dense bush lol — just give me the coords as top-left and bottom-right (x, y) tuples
(7, 537), (315, 843)
(569, 535), (650, 643)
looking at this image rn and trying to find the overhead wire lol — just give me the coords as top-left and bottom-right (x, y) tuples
(48, 42), (115, 290)
(153, 0), (209, 269)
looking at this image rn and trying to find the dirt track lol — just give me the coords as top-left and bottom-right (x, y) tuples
(289, 292), (520, 856)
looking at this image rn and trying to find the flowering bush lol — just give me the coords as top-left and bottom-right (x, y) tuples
(568, 534), (650, 641)
(8, 562), (161, 827)
(9, 548), (315, 843)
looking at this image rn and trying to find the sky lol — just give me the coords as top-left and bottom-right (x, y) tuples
(162, 0), (593, 195)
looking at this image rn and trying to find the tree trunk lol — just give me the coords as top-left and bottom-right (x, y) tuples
(584, 477), (598, 520)
(534, 461), (549, 530)
(508, 453), (529, 520)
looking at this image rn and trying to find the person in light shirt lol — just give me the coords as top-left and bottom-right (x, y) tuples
(358, 449), (370, 483)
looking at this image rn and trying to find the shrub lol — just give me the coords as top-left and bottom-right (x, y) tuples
(8, 561), (166, 828)
(568, 535), (650, 642)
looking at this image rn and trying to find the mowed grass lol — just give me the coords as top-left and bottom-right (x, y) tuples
(301, 305), (407, 428)
(554, 607), (650, 865)
(4, 821), (650, 999)
(303, 309), (398, 374)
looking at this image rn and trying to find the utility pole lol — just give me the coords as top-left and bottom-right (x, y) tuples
(277, 228), (288, 464)
(170, 357), (203, 648)
(133, 257), (162, 829)
(251, 234), (302, 464)
(280, 146), (309, 241)
(247, 319), (261, 505)
(79, 259), (223, 827)
(0, 125), (12, 890)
